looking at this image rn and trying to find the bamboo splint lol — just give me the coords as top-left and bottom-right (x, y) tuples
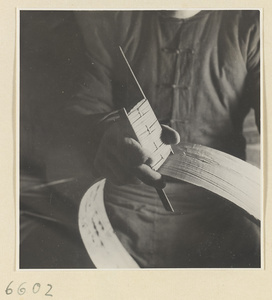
(160, 143), (261, 220)
(78, 143), (260, 269)
(78, 179), (139, 269)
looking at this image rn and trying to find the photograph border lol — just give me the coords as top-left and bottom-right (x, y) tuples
(1, 1), (271, 299)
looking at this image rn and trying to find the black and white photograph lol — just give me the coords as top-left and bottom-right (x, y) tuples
(19, 9), (262, 270)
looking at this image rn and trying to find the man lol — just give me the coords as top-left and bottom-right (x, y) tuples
(28, 10), (260, 269)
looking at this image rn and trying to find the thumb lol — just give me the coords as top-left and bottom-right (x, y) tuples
(160, 124), (180, 145)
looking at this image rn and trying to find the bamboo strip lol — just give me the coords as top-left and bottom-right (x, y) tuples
(160, 143), (260, 220)
(79, 143), (260, 268)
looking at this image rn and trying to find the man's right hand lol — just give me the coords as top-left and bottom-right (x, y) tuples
(93, 118), (180, 188)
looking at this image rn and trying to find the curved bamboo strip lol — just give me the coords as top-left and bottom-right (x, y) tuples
(78, 143), (260, 268)
(160, 143), (260, 220)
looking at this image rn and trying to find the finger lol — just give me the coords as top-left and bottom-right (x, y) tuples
(108, 159), (141, 186)
(134, 164), (166, 189)
(161, 125), (180, 145)
(117, 137), (155, 167)
(94, 153), (140, 186)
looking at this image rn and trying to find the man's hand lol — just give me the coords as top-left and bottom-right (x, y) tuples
(94, 119), (180, 188)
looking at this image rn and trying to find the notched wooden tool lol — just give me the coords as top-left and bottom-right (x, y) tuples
(119, 47), (174, 212)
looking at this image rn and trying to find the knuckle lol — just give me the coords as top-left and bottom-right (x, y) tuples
(124, 137), (133, 145)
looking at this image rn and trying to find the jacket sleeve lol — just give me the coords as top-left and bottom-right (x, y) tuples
(47, 12), (122, 189)
(66, 11), (123, 115)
